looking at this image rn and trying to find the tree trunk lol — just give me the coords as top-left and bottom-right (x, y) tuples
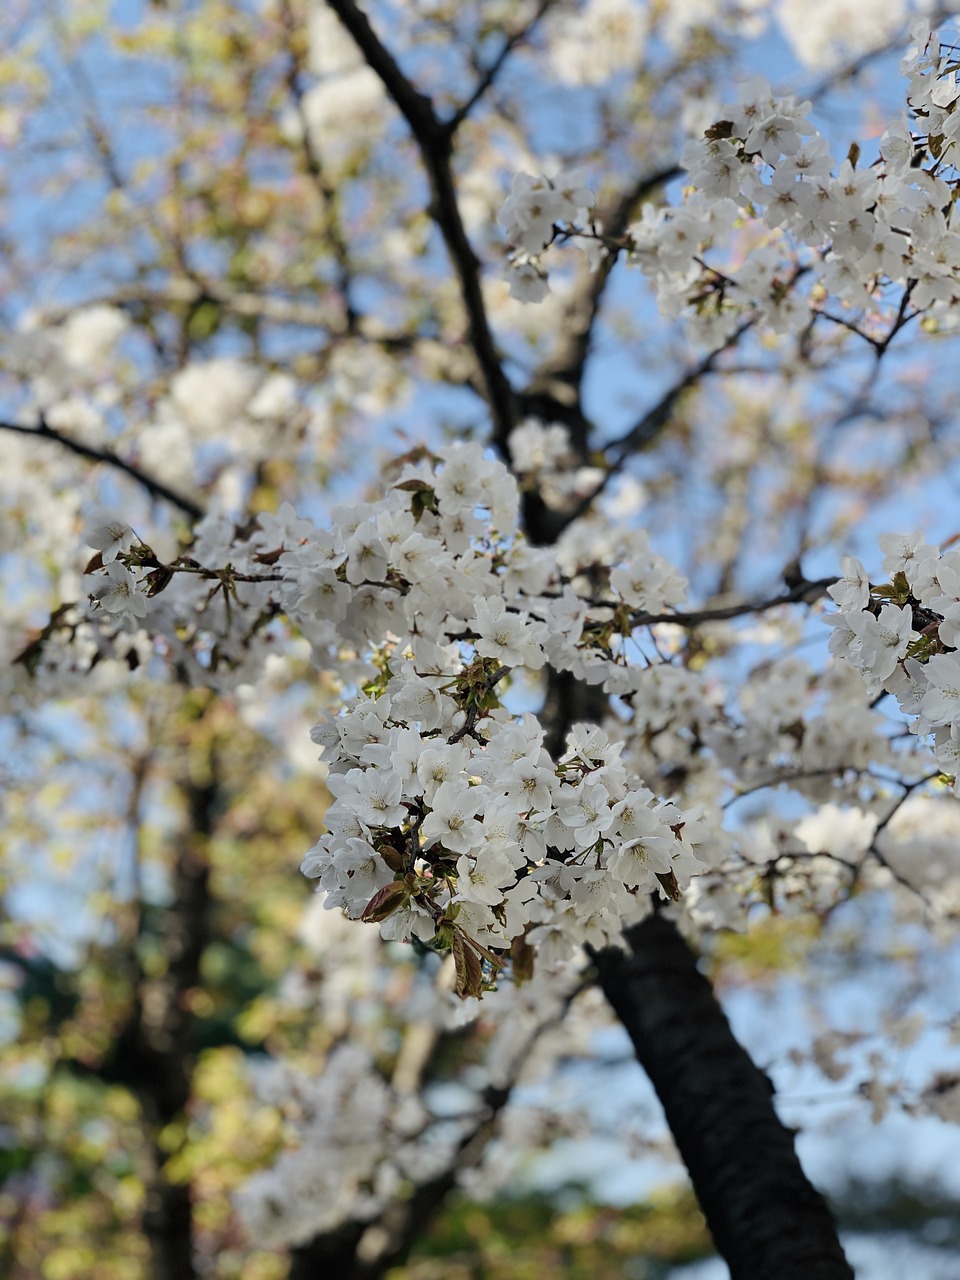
(592, 911), (854, 1280)
(128, 773), (215, 1280)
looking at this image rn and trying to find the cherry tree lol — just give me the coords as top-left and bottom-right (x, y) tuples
(5, 2), (960, 1278)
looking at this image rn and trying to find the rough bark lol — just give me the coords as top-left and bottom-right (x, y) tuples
(592, 911), (854, 1280)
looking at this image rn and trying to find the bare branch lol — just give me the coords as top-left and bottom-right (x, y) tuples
(817, 282), (919, 357)
(514, 162), (683, 455)
(625, 573), (837, 629)
(443, 0), (558, 136)
(325, 0), (518, 452)
(0, 417), (204, 522)
(552, 315), (756, 530)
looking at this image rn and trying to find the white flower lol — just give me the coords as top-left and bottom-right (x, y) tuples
(455, 847), (516, 906)
(552, 780), (611, 847)
(298, 567), (351, 621)
(344, 520), (388, 586)
(610, 532), (687, 612)
(508, 420), (571, 474)
(59, 305), (128, 370)
(472, 596), (547, 669)
(505, 259), (550, 303)
(328, 767), (407, 829)
(847, 604), (913, 683)
(498, 172), (564, 251)
(500, 758), (557, 814)
(392, 532), (446, 583)
(744, 112), (810, 163)
(433, 443), (493, 512)
(879, 117), (916, 170)
(828, 556), (871, 613)
(920, 652), (960, 728)
(551, 170), (595, 223)
(312, 837), (395, 913)
(84, 520), (136, 564)
(85, 560), (148, 618)
(389, 665), (453, 733)
(415, 743), (471, 801)
(379, 903), (437, 943)
(877, 530), (938, 582)
(420, 780), (487, 855)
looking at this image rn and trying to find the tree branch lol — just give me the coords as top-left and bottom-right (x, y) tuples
(0, 417), (204, 522)
(286, 1072), (510, 1280)
(513, 161), (683, 464)
(548, 314), (755, 533)
(443, 0), (558, 136)
(626, 573), (838, 629)
(325, 0), (518, 452)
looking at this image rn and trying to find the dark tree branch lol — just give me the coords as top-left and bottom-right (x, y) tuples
(0, 417), (204, 522)
(287, 971), (588, 1279)
(126, 771), (214, 1280)
(520, 312), (755, 545)
(817, 283), (918, 357)
(623, 572), (837, 629)
(601, 317), (757, 472)
(514, 162), (683, 448)
(325, 0), (519, 453)
(536, 565), (851, 1280)
(591, 913), (854, 1280)
(443, 0), (558, 136)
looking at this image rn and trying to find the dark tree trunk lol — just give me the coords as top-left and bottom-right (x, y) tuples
(127, 773), (215, 1280)
(592, 911), (854, 1280)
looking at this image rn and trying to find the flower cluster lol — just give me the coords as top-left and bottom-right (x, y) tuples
(826, 531), (960, 781)
(507, 418), (610, 512)
(232, 941), (595, 1247)
(73, 444), (720, 992)
(504, 21), (960, 346)
(498, 169), (598, 301)
(234, 1046), (446, 1248)
(305, 701), (711, 990)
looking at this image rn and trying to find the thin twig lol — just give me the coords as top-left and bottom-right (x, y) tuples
(561, 316), (757, 526)
(539, 574), (839, 630)
(444, 0), (558, 136)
